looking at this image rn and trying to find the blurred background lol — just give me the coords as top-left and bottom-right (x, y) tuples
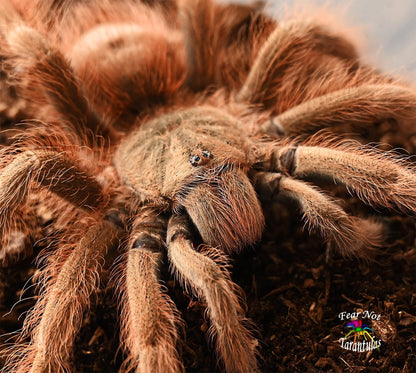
(222, 0), (416, 81)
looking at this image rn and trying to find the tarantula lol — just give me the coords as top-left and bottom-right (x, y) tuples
(1, 0), (416, 372)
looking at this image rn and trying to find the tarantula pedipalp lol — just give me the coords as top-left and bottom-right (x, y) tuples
(1, 0), (416, 372)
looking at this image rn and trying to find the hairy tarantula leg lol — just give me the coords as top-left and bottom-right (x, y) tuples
(261, 84), (416, 136)
(237, 19), (358, 103)
(2, 24), (106, 142)
(167, 214), (258, 373)
(118, 209), (183, 373)
(254, 172), (381, 257)
(6, 217), (122, 373)
(265, 143), (416, 213)
(0, 150), (104, 233)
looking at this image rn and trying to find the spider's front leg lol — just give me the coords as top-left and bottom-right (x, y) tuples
(0, 147), (104, 259)
(118, 207), (258, 373)
(5, 217), (123, 373)
(117, 207), (184, 373)
(253, 140), (416, 256)
(253, 171), (381, 258)
(275, 142), (416, 212)
(0, 143), (124, 372)
(167, 214), (258, 373)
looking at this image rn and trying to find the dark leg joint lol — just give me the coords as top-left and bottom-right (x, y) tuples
(104, 210), (125, 230)
(134, 220), (166, 238)
(131, 233), (163, 253)
(169, 230), (191, 244)
(167, 214), (193, 245)
(279, 147), (297, 175)
(260, 117), (285, 137)
(253, 172), (282, 201)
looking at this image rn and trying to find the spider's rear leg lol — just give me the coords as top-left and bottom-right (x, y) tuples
(179, 0), (275, 91)
(1, 23), (109, 143)
(261, 84), (416, 137)
(235, 15), (416, 139)
(167, 213), (259, 373)
(253, 172), (382, 258)
(236, 18), (358, 104)
(117, 208), (184, 373)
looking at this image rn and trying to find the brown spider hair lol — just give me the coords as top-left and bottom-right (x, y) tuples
(1, 1), (416, 372)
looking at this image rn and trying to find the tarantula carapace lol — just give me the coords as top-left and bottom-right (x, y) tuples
(1, 0), (416, 372)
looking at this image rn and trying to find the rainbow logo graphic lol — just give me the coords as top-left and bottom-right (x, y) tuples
(339, 319), (381, 352)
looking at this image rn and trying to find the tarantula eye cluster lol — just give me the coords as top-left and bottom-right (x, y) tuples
(189, 150), (213, 166)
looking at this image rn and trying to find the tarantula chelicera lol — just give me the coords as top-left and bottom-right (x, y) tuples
(1, 0), (416, 372)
